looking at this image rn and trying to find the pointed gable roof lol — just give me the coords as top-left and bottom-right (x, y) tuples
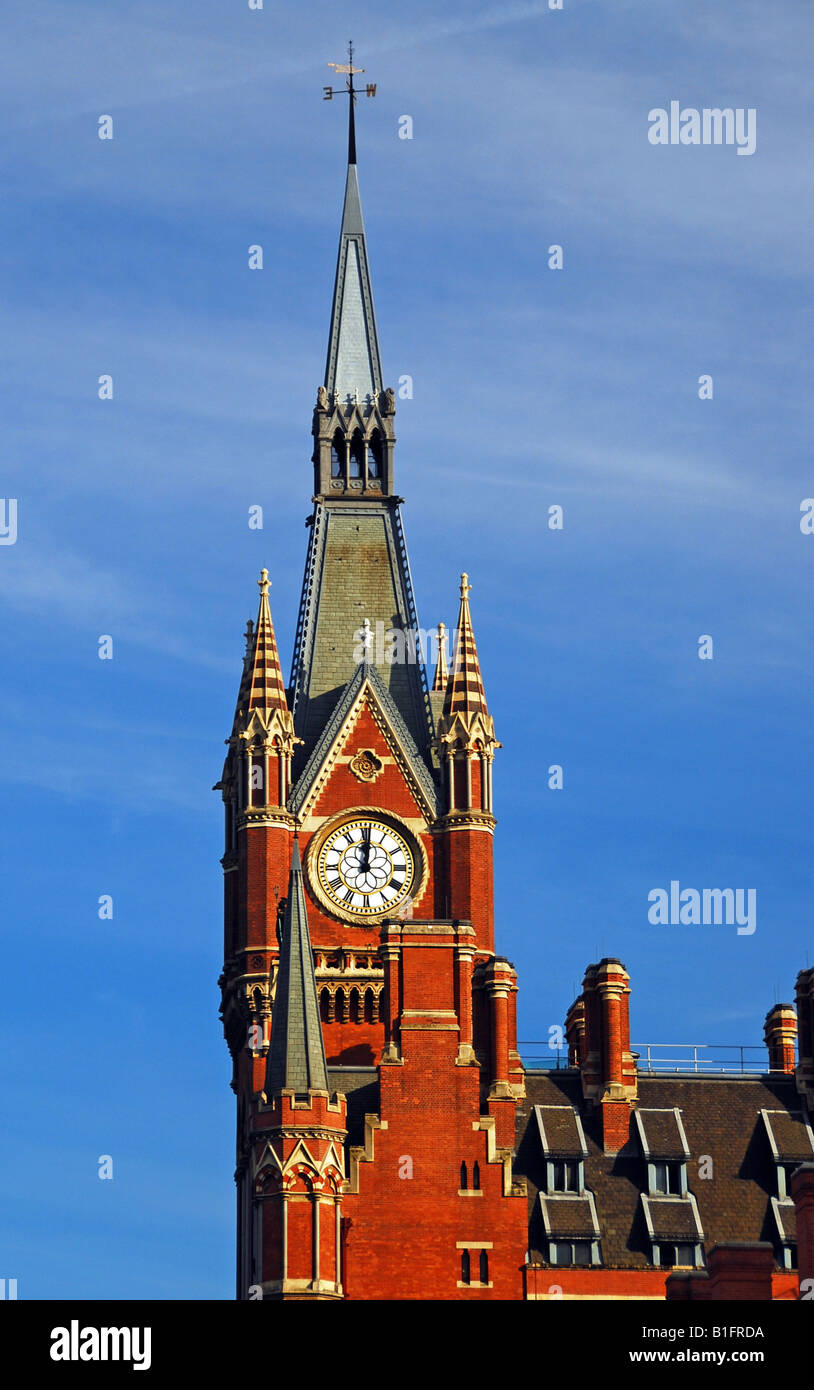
(290, 659), (439, 822)
(324, 160), (383, 407)
(266, 840), (329, 1096)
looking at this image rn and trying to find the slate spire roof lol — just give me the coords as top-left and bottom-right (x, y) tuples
(266, 839), (329, 1096)
(323, 125), (383, 405)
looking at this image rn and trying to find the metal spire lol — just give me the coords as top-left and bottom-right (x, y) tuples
(323, 45), (382, 403)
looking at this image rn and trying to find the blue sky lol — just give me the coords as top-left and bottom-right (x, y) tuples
(1, 1), (812, 1297)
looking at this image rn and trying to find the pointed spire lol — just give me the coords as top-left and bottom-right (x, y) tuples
(232, 570), (289, 729)
(266, 839), (329, 1096)
(444, 574), (490, 721)
(432, 621), (449, 692)
(324, 116), (383, 405)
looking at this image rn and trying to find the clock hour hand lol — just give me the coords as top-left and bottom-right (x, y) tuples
(360, 825), (371, 872)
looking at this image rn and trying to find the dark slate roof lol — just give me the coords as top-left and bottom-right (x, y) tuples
(770, 1198), (796, 1244)
(634, 1107), (689, 1160)
(516, 1070), (807, 1269)
(539, 1193), (599, 1239)
(760, 1109), (814, 1162)
(265, 842), (328, 1095)
(534, 1105), (587, 1157)
(641, 1195), (703, 1242)
(288, 502), (436, 770)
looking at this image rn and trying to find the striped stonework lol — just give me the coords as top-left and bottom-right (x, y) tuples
(238, 569), (289, 720)
(444, 574), (490, 723)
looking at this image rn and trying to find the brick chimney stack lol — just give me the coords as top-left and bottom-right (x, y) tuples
(763, 1004), (797, 1074)
(569, 958), (637, 1155)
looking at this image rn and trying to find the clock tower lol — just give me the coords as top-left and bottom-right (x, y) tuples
(217, 62), (527, 1299)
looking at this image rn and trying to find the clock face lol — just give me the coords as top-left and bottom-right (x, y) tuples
(313, 816), (417, 919)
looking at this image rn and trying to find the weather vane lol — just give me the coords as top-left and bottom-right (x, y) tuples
(324, 41), (376, 164)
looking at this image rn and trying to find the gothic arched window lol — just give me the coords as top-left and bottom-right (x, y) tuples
(479, 1250), (489, 1284)
(368, 429), (383, 479)
(473, 1161), (480, 1190)
(349, 430), (365, 478)
(460, 1162), (468, 1190)
(461, 1250), (471, 1285)
(331, 431), (344, 478)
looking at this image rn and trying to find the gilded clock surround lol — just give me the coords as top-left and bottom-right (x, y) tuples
(305, 805), (428, 925)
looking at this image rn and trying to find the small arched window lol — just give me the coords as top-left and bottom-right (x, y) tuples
(479, 1250), (489, 1284)
(368, 429), (383, 479)
(349, 430), (365, 479)
(461, 1250), (471, 1285)
(460, 1162), (468, 1190)
(330, 431), (344, 478)
(473, 1161), (480, 1191)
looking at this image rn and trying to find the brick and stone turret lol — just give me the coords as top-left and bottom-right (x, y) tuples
(218, 570), (300, 1095)
(243, 841), (347, 1301)
(764, 1003), (797, 1074)
(433, 574), (500, 954)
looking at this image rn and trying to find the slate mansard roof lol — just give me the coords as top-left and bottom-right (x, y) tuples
(515, 1070), (811, 1268)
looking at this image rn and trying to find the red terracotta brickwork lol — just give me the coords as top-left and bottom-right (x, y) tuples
(341, 920), (526, 1300)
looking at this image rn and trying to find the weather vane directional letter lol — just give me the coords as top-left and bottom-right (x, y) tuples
(323, 41), (376, 164)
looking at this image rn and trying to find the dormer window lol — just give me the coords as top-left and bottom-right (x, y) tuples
(760, 1109), (814, 1270)
(551, 1160), (580, 1194)
(533, 1105), (601, 1268)
(635, 1108), (704, 1268)
(651, 1160), (684, 1196)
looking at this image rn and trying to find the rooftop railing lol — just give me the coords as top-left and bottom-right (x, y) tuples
(520, 1041), (770, 1075)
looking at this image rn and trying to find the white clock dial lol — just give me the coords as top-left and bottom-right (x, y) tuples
(315, 816), (416, 918)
